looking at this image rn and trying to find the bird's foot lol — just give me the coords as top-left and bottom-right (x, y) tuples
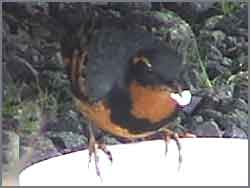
(88, 134), (102, 179)
(98, 143), (113, 163)
(162, 129), (196, 171)
(88, 128), (113, 179)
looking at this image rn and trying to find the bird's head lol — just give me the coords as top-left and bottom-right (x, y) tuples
(128, 47), (192, 108)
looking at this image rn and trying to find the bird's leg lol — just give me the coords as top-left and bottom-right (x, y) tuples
(172, 133), (182, 171)
(92, 125), (113, 163)
(87, 124), (102, 178)
(162, 129), (182, 171)
(87, 123), (113, 179)
(97, 142), (113, 163)
(162, 128), (196, 171)
(163, 132), (171, 156)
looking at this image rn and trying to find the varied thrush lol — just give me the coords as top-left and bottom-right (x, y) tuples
(61, 26), (195, 178)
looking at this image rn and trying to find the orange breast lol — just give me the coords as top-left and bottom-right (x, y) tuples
(75, 98), (153, 138)
(74, 81), (177, 139)
(129, 81), (177, 123)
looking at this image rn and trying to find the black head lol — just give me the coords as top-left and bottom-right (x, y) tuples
(128, 47), (187, 91)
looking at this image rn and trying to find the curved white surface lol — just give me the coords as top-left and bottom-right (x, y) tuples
(19, 138), (248, 186)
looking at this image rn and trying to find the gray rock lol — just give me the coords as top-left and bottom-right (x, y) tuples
(214, 4), (248, 35)
(216, 98), (235, 114)
(232, 98), (248, 113)
(223, 125), (247, 139)
(216, 110), (248, 136)
(217, 114), (238, 130)
(199, 109), (223, 122)
(207, 45), (223, 61)
(32, 137), (60, 163)
(232, 71), (248, 102)
(192, 115), (204, 123)
(104, 135), (122, 145)
(2, 118), (20, 132)
(19, 134), (60, 166)
(231, 110), (248, 131)
(3, 131), (20, 164)
(192, 120), (222, 137)
(45, 131), (87, 151)
(204, 15), (224, 30)
(42, 113), (85, 134)
(194, 88), (225, 110)
(20, 145), (33, 158)
(206, 60), (230, 80)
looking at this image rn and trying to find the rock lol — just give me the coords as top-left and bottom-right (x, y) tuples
(20, 146), (33, 158)
(214, 4), (248, 36)
(217, 114), (237, 131)
(207, 44), (224, 61)
(223, 125), (247, 139)
(3, 131), (20, 164)
(19, 134), (59, 166)
(232, 98), (248, 113)
(192, 120), (222, 137)
(45, 131), (87, 151)
(2, 118), (20, 132)
(231, 110), (248, 132)
(203, 15), (224, 30)
(42, 117), (84, 134)
(153, 2), (217, 27)
(216, 98), (235, 114)
(186, 115), (204, 131)
(206, 60), (229, 80)
(182, 96), (203, 115)
(104, 135), (122, 145)
(193, 88), (221, 110)
(197, 3), (248, 91)
(232, 71), (248, 102)
(192, 115), (204, 123)
(199, 109), (223, 122)
(105, 2), (152, 13)
(216, 110), (248, 135)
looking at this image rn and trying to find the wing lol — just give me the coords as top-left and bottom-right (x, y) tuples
(85, 28), (164, 103)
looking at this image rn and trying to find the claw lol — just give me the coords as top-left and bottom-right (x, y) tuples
(98, 143), (113, 163)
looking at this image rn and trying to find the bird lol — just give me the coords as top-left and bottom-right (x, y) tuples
(61, 26), (195, 178)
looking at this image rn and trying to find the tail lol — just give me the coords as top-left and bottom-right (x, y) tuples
(62, 48), (90, 102)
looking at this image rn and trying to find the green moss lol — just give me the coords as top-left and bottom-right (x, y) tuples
(17, 101), (41, 134)
(3, 79), (59, 134)
(220, 1), (241, 15)
(3, 82), (22, 119)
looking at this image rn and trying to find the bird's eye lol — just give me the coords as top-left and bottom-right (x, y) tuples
(133, 56), (152, 69)
(142, 57), (152, 69)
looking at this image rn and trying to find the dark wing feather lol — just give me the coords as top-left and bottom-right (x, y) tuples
(85, 28), (164, 103)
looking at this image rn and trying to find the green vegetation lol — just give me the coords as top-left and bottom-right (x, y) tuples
(3, 80), (58, 134)
(220, 1), (241, 15)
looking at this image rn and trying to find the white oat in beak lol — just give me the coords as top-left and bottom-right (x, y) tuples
(170, 90), (192, 106)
